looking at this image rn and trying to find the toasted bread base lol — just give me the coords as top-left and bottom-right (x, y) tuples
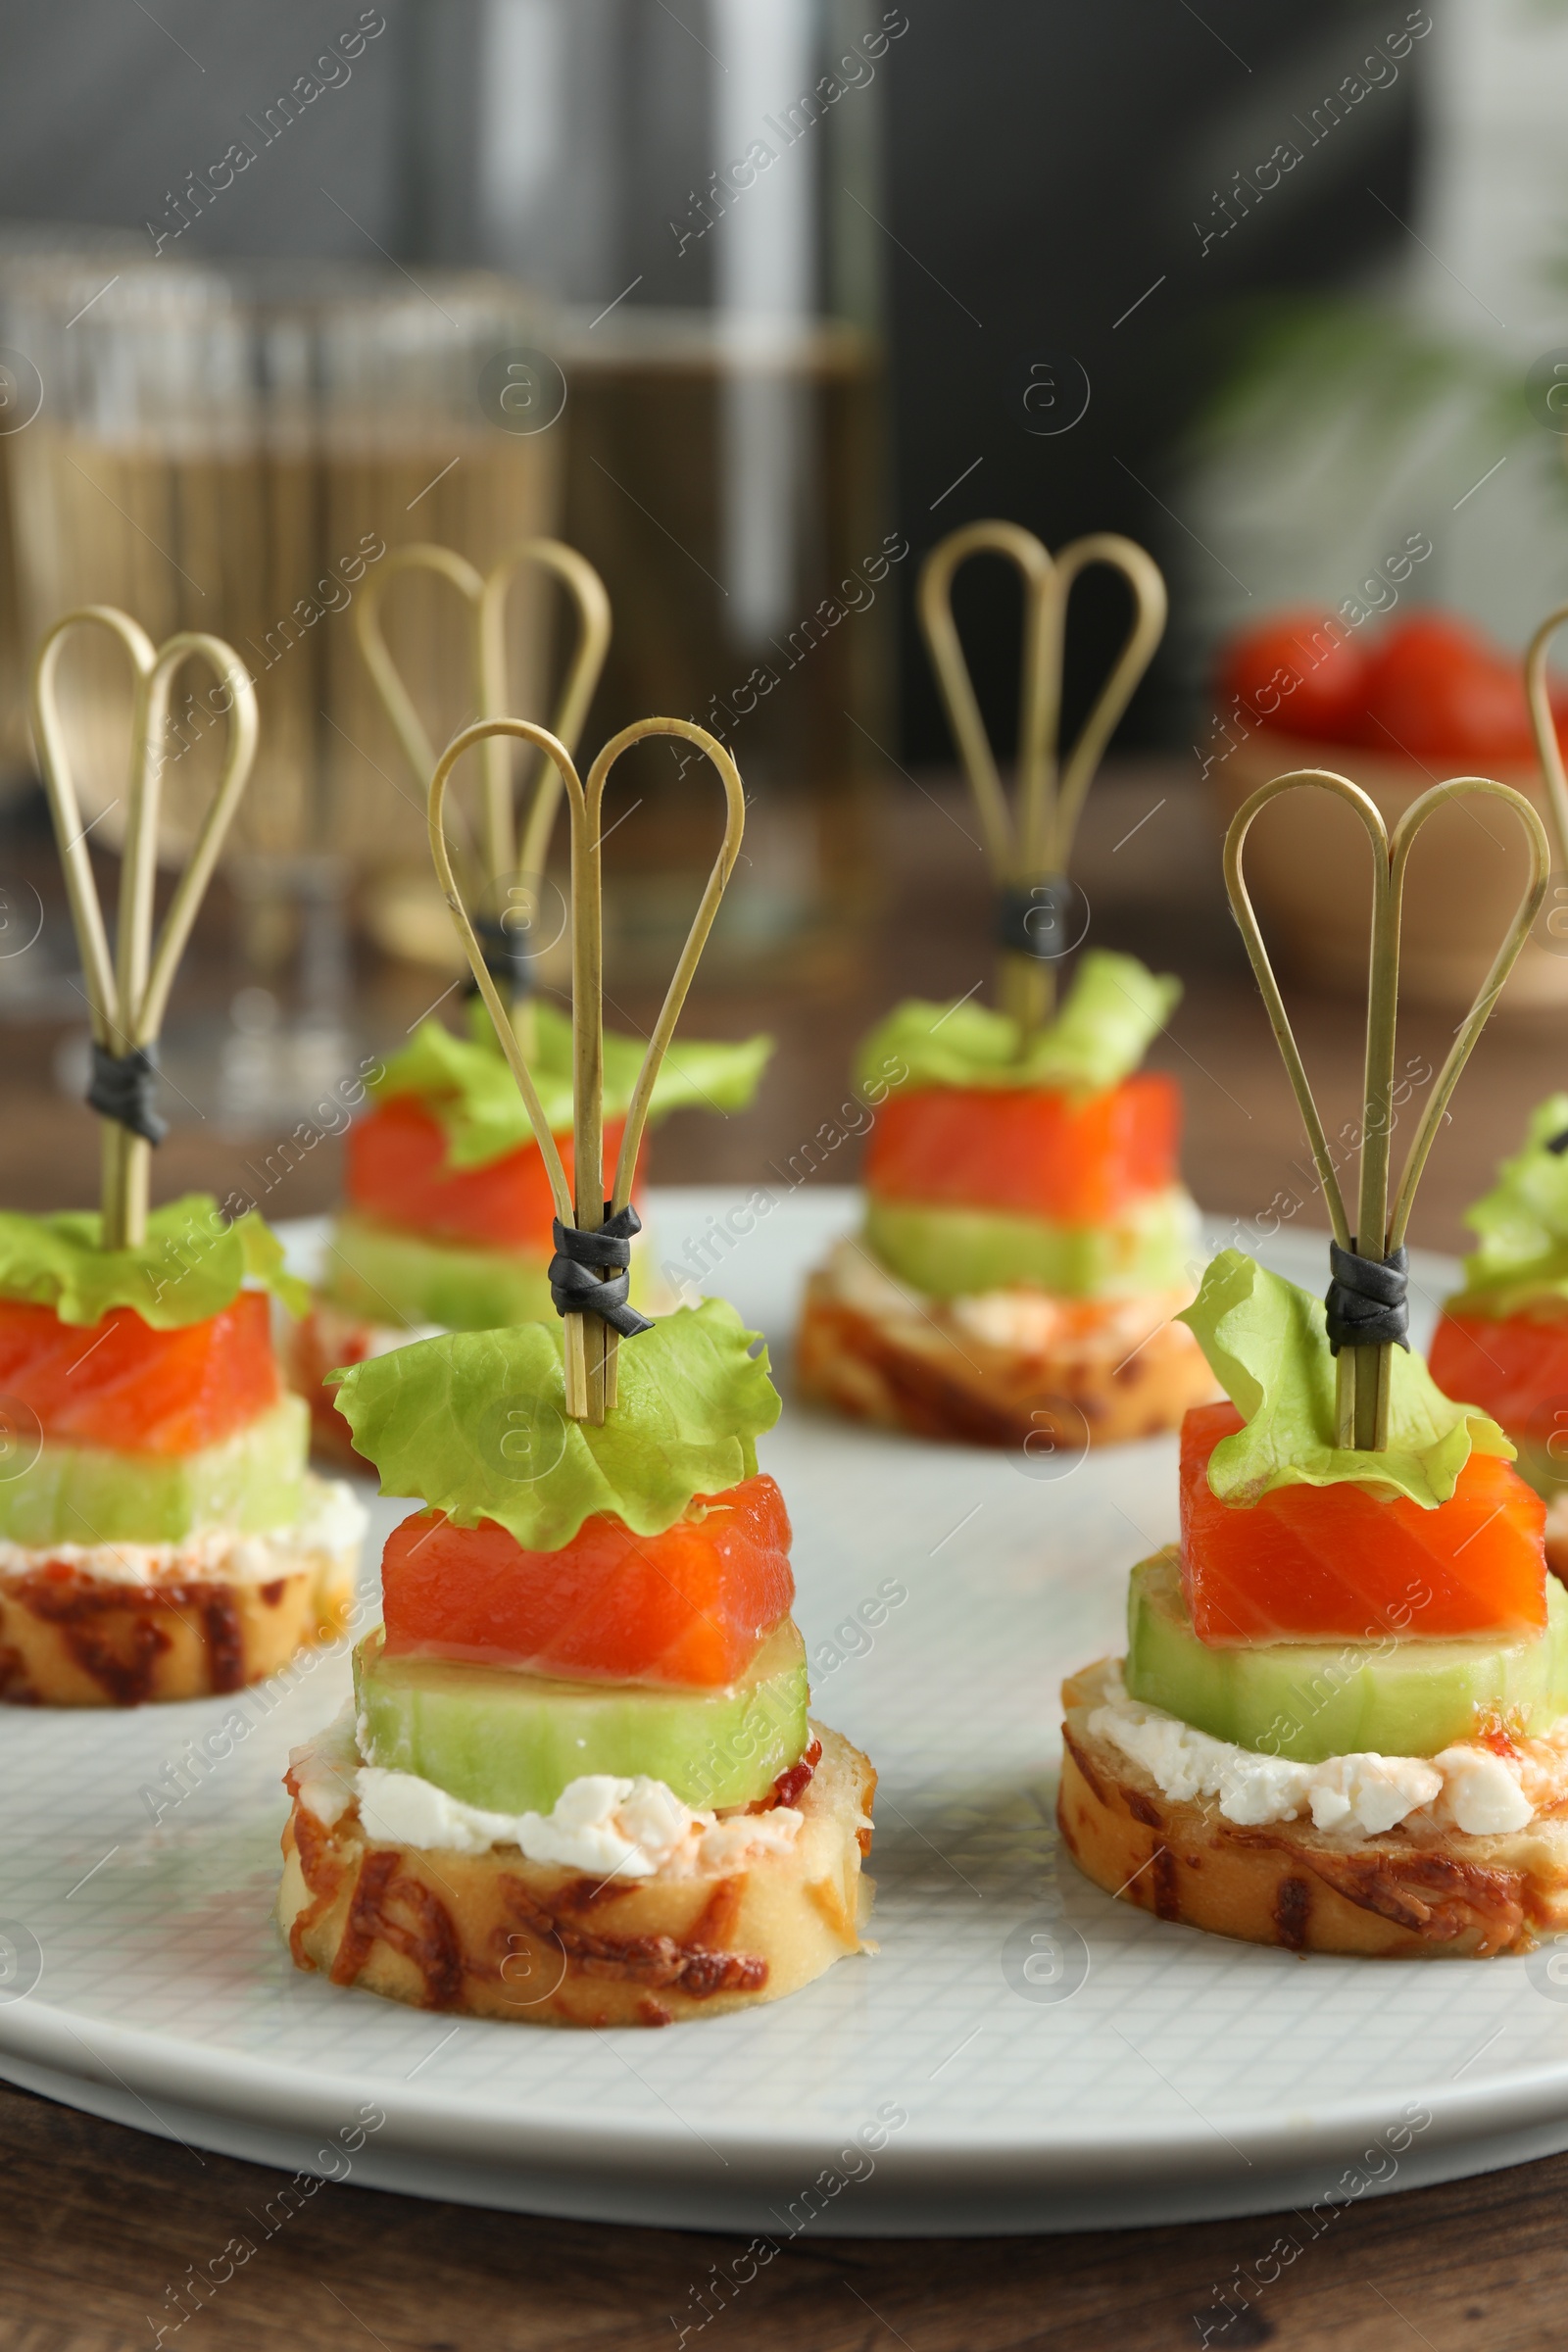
(0, 1509), (358, 1707)
(278, 1722), (877, 2026)
(796, 1274), (1214, 1449)
(1059, 1659), (1568, 1957)
(282, 1302), (386, 1470)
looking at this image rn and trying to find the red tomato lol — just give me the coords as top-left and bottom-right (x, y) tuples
(379, 1472), (795, 1688)
(0, 1290), (279, 1457)
(1358, 614), (1536, 766)
(1218, 611), (1369, 742)
(346, 1098), (640, 1254)
(1429, 1305), (1568, 1438)
(862, 1075), (1180, 1224)
(1179, 1400), (1544, 1644)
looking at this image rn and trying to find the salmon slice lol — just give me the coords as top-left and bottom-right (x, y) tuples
(379, 1470), (796, 1689)
(1180, 1399), (1545, 1645)
(1429, 1305), (1568, 1439)
(0, 1290), (279, 1456)
(863, 1073), (1180, 1224)
(346, 1097), (641, 1255)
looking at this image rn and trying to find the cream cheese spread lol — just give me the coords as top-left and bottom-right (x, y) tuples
(0, 1474), (366, 1590)
(292, 1704), (806, 1879)
(1089, 1665), (1554, 1838)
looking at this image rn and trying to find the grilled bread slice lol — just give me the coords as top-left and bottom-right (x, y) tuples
(1058, 1657), (1568, 1958)
(796, 1273), (1214, 1450)
(278, 1720), (877, 2026)
(0, 1486), (359, 1706)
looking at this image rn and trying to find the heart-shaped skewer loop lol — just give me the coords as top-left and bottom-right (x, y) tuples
(30, 608), (259, 1249)
(429, 715), (744, 1425)
(1225, 767), (1548, 1450)
(357, 539), (611, 1009)
(1525, 600), (1568, 882)
(916, 519), (1166, 1042)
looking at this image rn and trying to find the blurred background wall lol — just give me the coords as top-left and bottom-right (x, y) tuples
(0, 0), (1440, 758)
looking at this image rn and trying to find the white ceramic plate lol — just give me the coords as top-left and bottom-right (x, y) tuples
(1, 1188), (1567, 2236)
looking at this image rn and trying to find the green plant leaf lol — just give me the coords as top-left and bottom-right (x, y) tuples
(1190, 295), (1528, 465)
(1177, 1249), (1511, 1508)
(370, 998), (772, 1171)
(855, 950), (1181, 1099)
(0, 1195), (307, 1328)
(1446, 1095), (1568, 1315)
(330, 1297), (782, 1550)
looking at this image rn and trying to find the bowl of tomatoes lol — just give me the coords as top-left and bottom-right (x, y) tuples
(1209, 611), (1568, 1008)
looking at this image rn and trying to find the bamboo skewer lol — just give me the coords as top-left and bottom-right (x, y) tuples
(588, 720), (745, 1417)
(429, 715), (744, 1426)
(1524, 607), (1568, 1156)
(30, 611), (260, 1250)
(357, 539), (612, 1056)
(1224, 768), (1547, 1451)
(915, 519), (1166, 1046)
(1525, 601), (1568, 880)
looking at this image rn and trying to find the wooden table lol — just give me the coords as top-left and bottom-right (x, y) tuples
(4, 2071), (1563, 2350)
(1, 764), (1565, 2350)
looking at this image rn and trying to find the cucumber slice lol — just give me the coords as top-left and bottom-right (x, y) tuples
(321, 1212), (556, 1330)
(863, 1186), (1200, 1301)
(354, 1617), (809, 1815)
(0, 1393), (309, 1547)
(1124, 1548), (1568, 1762)
(321, 1212), (665, 1333)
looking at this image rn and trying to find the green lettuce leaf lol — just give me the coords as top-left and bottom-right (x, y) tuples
(1447, 1094), (1568, 1316)
(370, 998), (773, 1171)
(1177, 1248), (1512, 1508)
(854, 950), (1181, 1099)
(330, 1297), (781, 1550)
(0, 1195), (309, 1328)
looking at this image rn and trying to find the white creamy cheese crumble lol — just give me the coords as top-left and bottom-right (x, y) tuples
(292, 1704), (806, 1879)
(818, 1237), (922, 1318)
(290, 1703), (361, 1827)
(818, 1236), (1195, 1353)
(362, 1320), (444, 1356)
(310, 1299), (444, 1357)
(1089, 1669), (1546, 1838)
(0, 1474), (367, 1589)
(950, 1284), (1195, 1357)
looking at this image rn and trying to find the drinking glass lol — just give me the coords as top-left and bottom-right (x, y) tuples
(4, 255), (562, 1122)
